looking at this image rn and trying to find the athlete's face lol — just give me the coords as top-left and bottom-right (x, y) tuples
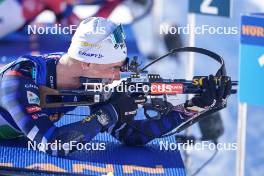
(81, 61), (124, 82)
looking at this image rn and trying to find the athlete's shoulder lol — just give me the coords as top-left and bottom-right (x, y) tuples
(18, 52), (64, 63)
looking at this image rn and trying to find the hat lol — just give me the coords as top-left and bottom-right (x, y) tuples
(68, 17), (127, 64)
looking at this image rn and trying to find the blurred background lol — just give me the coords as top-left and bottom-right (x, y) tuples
(0, 0), (263, 176)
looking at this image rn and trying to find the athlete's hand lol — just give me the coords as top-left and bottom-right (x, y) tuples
(109, 92), (138, 122)
(186, 75), (232, 108)
(90, 92), (138, 132)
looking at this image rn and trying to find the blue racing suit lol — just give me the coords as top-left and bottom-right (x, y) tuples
(0, 53), (185, 156)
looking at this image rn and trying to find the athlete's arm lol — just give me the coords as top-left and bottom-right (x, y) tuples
(110, 110), (185, 146)
(0, 60), (116, 156)
(90, 92), (184, 145)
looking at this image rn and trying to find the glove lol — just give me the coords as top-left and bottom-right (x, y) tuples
(109, 92), (138, 123)
(90, 92), (138, 132)
(130, 92), (147, 104)
(185, 75), (232, 108)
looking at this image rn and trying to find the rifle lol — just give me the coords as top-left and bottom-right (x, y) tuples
(39, 47), (237, 134)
